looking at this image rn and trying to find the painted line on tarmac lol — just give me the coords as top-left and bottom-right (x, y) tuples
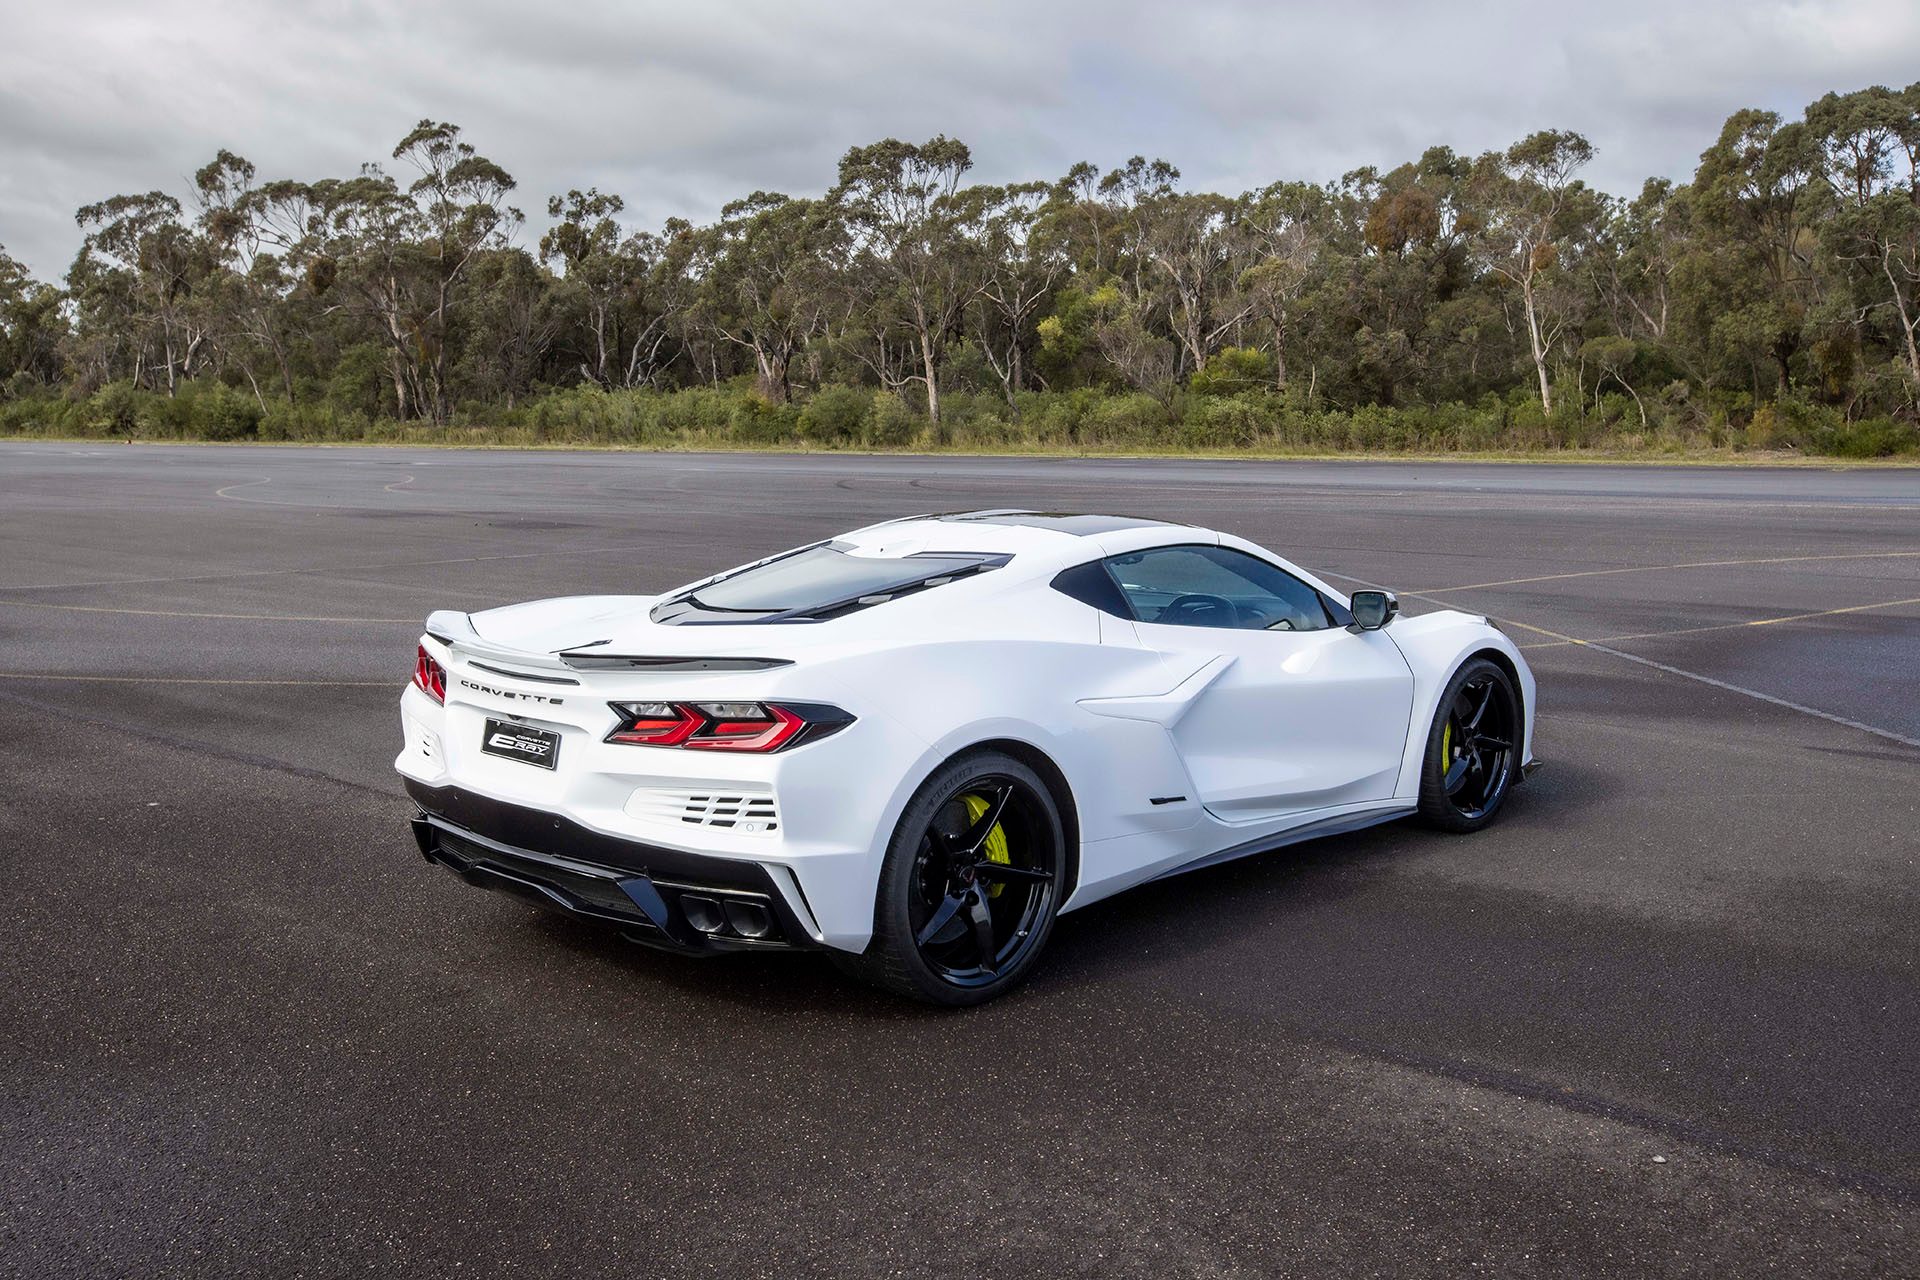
(0, 672), (394, 686)
(1518, 595), (1920, 650)
(0, 599), (415, 623)
(212, 475), (276, 501)
(0, 541), (674, 593)
(1320, 569), (1920, 751)
(1415, 549), (1920, 594)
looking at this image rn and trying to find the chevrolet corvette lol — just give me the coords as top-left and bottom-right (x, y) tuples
(397, 511), (1537, 1004)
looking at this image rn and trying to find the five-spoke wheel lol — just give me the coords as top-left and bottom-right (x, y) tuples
(837, 751), (1065, 1005)
(1418, 657), (1522, 832)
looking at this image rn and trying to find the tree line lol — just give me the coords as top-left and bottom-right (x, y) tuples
(1, 85), (1917, 455)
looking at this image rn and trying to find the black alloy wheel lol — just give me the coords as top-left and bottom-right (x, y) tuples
(836, 751), (1066, 1005)
(1417, 657), (1522, 832)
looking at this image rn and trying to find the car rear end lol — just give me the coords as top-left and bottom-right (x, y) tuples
(396, 611), (915, 956)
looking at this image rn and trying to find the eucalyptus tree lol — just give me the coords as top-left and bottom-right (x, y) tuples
(190, 150), (310, 405)
(1686, 109), (1824, 393)
(1468, 130), (1600, 412)
(1237, 181), (1330, 390)
(0, 245), (65, 388)
(693, 192), (842, 403)
(833, 136), (980, 422)
(390, 121), (522, 421)
(541, 187), (632, 387)
(1139, 190), (1256, 377)
(1097, 155), (1180, 306)
(71, 190), (216, 393)
(310, 169), (429, 418)
(302, 122), (520, 420)
(1805, 83), (1920, 391)
(968, 181), (1066, 409)
(457, 247), (559, 408)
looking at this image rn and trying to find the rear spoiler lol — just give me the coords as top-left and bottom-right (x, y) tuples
(423, 610), (792, 674)
(422, 610), (573, 674)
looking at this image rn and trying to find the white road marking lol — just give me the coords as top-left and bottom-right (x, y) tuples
(212, 475), (276, 501)
(0, 600), (414, 623)
(1317, 568), (1920, 751)
(1519, 596), (1920, 650)
(1416, 550), (1920, 594)
(0, 672), (393, 686)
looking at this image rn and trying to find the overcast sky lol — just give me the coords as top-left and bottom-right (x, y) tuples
(3, 0), (1917, 279)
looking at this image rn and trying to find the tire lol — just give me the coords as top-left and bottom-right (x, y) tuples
(833, 750), (1066, 1006)
(1416, 657), (1522, 833)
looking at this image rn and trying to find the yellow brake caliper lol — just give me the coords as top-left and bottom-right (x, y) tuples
(963, 793), (1011, 898)
(1442, 719), (1453, 766)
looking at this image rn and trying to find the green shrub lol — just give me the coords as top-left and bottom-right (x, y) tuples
(799, 385), (867, 443)
(90, 381), (142, 435)
(1189, 347), (1275, 396)
(864, 391), (918, 447)
(2, 375), (1912, 458)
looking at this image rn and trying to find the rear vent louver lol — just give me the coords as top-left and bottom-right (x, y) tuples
(625, 788), (780, 834)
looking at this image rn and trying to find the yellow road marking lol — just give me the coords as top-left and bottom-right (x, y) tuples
(1519, 596), (1920, 650)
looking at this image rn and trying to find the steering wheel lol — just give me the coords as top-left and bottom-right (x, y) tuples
(1158, 592), (1239, 627)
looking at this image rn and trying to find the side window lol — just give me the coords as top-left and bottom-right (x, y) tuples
(1103, 545), (1333, 632)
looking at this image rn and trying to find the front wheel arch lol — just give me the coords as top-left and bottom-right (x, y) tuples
(1465, 646), (1526, 762)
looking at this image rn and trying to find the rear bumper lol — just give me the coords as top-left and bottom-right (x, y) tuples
(406, 779), (819, 954)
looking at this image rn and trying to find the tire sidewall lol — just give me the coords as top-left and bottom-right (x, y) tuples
(872, 750), (1065, 1005)
(1417, 658), (1520, 833)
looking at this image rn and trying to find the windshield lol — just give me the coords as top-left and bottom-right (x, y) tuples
(653, 543), (1004, 623)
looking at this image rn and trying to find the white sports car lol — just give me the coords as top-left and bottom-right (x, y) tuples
(397, 511), (1537, 1004)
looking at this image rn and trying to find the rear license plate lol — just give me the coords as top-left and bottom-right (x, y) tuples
(481, 719), (560, 770)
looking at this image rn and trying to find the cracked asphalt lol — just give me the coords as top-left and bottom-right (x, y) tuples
(1, 443), (1916, 1278)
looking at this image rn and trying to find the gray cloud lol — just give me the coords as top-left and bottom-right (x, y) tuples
(2, 0), (1916, 278)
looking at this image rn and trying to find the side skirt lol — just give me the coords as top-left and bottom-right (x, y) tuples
(1146, 804), (1417, 883)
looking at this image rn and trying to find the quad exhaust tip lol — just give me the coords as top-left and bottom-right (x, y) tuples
(679, 893), (775, 940)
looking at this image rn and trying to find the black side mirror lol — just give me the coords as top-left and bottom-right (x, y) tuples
(1348, 590), (1399, 632)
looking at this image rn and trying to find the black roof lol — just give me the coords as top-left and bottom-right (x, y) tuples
(933, 510), (1183, 535)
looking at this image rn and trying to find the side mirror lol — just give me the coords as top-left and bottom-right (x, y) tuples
(1348, 590), (1399, 632)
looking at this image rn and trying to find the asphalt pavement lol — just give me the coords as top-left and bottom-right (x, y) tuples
(2, 442), (1917, 1278)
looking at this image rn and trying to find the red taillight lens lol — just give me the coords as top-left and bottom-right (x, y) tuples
(604, 701), (840, 753)
(413, 644), (446, 703)
(606, 701), (703, 746)
(683, 703), (805, 753)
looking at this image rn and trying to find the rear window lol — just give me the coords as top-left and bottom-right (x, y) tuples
(652, 542), (1007, 624)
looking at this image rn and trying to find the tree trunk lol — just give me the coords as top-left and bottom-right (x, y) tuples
(1522, 277), (1552, 413)
(389, 344), (410, 420)
(752, 343), (789, 403)
(919, 328), (940, 423)
(1885, 253), (1920, 387)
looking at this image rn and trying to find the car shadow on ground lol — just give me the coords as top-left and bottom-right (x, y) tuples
(494, 760), (1609, 1019)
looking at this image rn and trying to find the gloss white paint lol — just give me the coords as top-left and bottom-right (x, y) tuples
(395, 513), (1537, 952)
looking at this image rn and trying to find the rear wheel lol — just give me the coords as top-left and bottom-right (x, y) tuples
(1417, 658), (1521, 833)
(834, 750), (1065, 1006)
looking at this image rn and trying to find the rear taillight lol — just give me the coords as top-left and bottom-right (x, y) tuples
(604, 701), (847, 753)
(413, 644), (447, 703)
